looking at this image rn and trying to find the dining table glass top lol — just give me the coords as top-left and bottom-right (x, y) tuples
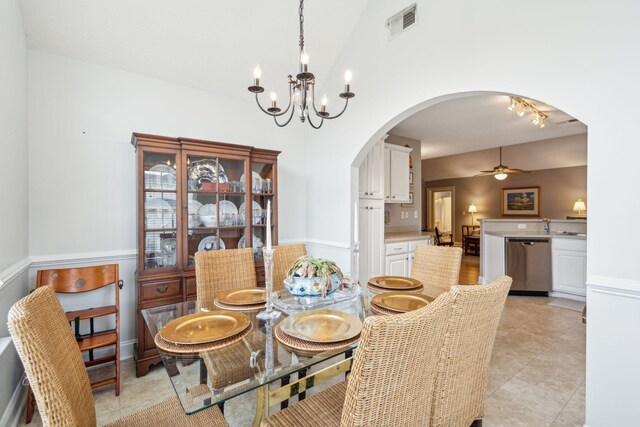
(142, 288), (370, 415)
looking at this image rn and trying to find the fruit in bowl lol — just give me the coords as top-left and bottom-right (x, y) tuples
(284, 256), (346, 298)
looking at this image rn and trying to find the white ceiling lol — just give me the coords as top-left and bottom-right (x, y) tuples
(19, 0), (369, 100)
(390, 94), (587, 159)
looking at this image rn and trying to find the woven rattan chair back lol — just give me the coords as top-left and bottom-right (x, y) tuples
(36, 264), (118, 293)
(430, 275), (512, 427)
(8, 286), (97, 426)
(272, 244), (307, 291)
(340, 291), (457, 427)
(410, 244), (463, 298)
(195, 248), (257, 308)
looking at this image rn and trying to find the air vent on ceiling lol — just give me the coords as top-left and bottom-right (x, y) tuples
(386, 4), (417, 40)
(555, 118), (579, 125)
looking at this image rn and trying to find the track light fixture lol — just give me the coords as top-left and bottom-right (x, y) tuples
(508, 96), (547, 128)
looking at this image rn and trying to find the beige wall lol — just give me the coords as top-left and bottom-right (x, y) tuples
(424, 165), (587, 243)
(422, 134), (587, 182)
(385, 134), (422, 232)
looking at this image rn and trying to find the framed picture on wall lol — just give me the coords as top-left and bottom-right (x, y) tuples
(401, 192), (414, 207)
(501, 187), (540, 216)
(409, 172), (414, 185)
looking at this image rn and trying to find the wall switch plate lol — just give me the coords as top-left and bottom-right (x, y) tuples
(518, 224), (527, 230)
(414, 210), (418, 219)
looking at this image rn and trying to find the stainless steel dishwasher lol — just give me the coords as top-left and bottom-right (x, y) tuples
(506, 238), (551, 295)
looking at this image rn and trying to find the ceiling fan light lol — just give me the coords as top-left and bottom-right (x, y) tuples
(495, 172), (508, 180)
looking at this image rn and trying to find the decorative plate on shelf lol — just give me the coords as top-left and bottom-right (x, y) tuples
(198, 236), (226, 252)
(198, 203), (218, 227)
(239, 171), (262, 185)
(145, 198), (175, 229)
(188, 199), (203, 228)
(147, 164), (176, 190)
(239, 201), (263, 225)
(238, 235), (264, 254)
(188, 159), (228, 190)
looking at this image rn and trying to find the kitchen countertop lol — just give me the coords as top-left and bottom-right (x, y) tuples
(485, 231), (586, 240)
(384, 231), (434, 243)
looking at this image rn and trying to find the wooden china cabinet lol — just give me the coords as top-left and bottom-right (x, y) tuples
(131, 133), (280, 376)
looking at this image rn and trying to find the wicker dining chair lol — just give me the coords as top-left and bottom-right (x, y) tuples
(8, 286), (228, 427)
(195, 247), (257, 308)
(260, 275), (512, 427)
(261, 287), (458, 427)
(411, 244), (464, 299)
(430, 275), (512, 427)
(272, 244), (307, 291)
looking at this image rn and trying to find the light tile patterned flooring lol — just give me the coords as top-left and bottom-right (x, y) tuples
(18, 294), (585, 427)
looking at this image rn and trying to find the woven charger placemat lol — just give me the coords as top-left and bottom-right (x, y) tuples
(214, 299), (265, 311)
(370, 302), (401, 316)
(155, 323), (253, 354)
(274, 324), (360, 354)
(367, 283), (424, 293)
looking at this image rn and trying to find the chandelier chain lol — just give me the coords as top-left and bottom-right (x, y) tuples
(299, 0), (304, 50)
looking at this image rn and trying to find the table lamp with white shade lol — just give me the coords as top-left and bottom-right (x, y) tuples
(468, 203), (478, 224)
(573, 199), (586, 217)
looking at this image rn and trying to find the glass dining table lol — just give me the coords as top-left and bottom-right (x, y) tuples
(142, 287), (372, 427)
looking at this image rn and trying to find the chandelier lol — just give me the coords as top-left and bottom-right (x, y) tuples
(248, 0), (355, 129)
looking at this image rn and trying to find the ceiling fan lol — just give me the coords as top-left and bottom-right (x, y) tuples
(475, 147), (530, 180)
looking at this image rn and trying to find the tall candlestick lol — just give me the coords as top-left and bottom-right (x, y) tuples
(266, 200), (272, 250)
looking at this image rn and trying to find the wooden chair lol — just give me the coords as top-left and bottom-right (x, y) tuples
(25, 264), (122, 423)
(410, 244), (464, 299)
(8, 286), (227, 427)
(434, 227), (454, 246)
(194, 248), (257, 308)
(260, 276), (512, 427)
(272, 244), (307, 291)
(462, 225), (481, 256)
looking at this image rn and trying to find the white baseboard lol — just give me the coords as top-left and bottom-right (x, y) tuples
(0, 373), (27, 427)
(549, 291), (586, 302)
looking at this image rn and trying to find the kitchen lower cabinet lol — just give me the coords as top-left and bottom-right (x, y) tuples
(386, 254), (409, 276)
(552, 238), (587, 296)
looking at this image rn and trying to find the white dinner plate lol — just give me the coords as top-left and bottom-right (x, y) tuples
(145, 198), (174, 229)
(198, 236), (226, 252)
(188, 199), (203, 228)
(239, 201), (262, 225)
(198, 203), (218, 228)
(148, 164), (176, 190)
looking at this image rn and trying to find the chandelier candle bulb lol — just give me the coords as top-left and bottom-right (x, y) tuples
(253, 65), (262, 85)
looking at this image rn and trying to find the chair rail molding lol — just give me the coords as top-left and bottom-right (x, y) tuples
(0, 256), (31, 290)
(29, 249), (137, 269)
(586, 275), (640, 298)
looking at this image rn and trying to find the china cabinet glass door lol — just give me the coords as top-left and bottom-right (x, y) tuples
(250, 160), (276, 261)
(183, 152), (251, 268)
(141, 150), (180, 273)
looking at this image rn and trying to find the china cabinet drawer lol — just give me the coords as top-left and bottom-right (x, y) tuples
(141, 279), (182, 302)
(386, 242), (409, 255)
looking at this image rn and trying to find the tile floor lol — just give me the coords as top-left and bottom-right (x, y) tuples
(18, 295), (585, 427)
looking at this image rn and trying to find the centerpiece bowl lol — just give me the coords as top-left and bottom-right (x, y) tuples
(284, 256), (345, 298)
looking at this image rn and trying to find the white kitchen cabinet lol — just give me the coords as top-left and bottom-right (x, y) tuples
(384, 144), (412, 203)
(386, 253), (408, 276)
(359, 140), (385, 199)
(552, 238), (587, 296)
(359, 199), (384, 281)
(384, 146), (391, 202)
(384, 238), (433, 276)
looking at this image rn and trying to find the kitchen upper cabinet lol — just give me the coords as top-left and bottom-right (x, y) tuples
(359, 140), (384, 199)
(359, 199), (384, 280)
(385, 144), (412, 203)
(552, 238), (587, 296)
